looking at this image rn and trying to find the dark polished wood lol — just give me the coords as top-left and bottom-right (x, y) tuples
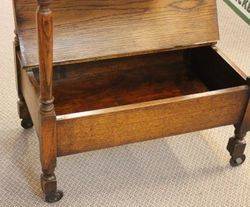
(49, 47), (244, 115)
(52, 51), (208, 115)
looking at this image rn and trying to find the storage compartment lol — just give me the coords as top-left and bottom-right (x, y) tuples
(52, 50), (208, 115)
(33, 46), (245, 116)
(29, 46), (248, 156)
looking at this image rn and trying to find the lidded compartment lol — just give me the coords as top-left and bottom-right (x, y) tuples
(13, 0), (249, 155)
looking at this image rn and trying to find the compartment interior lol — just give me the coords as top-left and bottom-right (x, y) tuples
(33, 47), (245, 116)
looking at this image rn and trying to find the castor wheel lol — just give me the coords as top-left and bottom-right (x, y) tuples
(21, 118), (33, 129)
(45, 190), (63, 203)
(230, 154), (246, 167)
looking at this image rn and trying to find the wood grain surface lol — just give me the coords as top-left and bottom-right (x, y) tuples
(51, 51), (208, 115)
(13, 0), (219, 68)
(56, 86), (248, 156)
(48, 47), (244, 115)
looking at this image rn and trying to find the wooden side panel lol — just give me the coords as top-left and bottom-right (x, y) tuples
(187, 47), (246, 90)
(56, 86), (248, 156)
(14, 0), (219, 68)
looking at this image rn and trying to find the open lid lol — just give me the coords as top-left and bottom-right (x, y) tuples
(14, 0), (219, 69)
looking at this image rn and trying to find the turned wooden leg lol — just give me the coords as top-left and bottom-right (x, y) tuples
(227, 78), (250, 167)
(14, 33), (33, 129)
(18, 97), (33, 129)
(37, 0), (63, 202)
(227, 127), (246, 167)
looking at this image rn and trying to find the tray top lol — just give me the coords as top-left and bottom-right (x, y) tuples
(13, 0), (219, 69)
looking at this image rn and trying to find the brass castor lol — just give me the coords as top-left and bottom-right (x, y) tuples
(229, 154), (246, 167)
(44, 190), (63, 203)
(21, 118), (33, 129)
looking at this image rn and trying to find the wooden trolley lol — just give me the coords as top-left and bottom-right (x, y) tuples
(12, 0), (249, 203)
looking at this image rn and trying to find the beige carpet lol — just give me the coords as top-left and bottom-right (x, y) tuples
(0, 1), (249, 206)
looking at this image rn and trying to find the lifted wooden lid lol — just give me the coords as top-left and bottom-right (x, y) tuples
(14, 0), (219, 69)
